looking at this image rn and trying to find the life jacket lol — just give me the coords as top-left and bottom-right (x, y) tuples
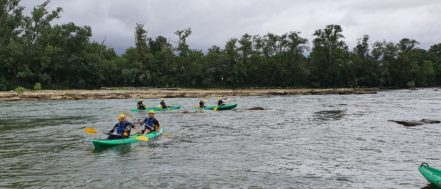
(144, 117), (158, 130)
(137, 102), (145, 109)
(115, 121), (131, 134)
(199, 101), (205, 108)
(160, 101), (167, 108)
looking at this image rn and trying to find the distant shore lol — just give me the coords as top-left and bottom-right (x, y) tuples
(0, 88), (379, 101)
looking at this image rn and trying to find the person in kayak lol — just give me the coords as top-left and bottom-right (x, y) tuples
(199, 99), (205, 109)
(107, 113), (135, 140)
(160, 98), (169, 109)
(137, 99), (146, 110)
(217, 97), (225, 106)
(141, 110), (160, 134)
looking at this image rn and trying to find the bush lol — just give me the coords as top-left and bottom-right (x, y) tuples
(33, 82), (42, 90)
(15, 86), (26, 95)
(0, 83), (7, 91)
(0, 79), (8, 91)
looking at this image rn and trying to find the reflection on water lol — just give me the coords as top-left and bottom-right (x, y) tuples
(93, 144), (133, 154)
(0, 89), (441, 188)
(421, 184), (437, 189)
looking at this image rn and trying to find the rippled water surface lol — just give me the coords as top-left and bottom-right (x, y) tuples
(1, 89), (441, 188)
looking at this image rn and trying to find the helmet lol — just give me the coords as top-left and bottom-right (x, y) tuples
(117, 113), (126, 121)
(148, 110), (155, 114)
(161, 98), (165, 101)
(218, 97), (222, 100)
(201, 99), (205, 102)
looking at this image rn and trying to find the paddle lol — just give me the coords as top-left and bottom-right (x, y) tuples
(84, 127), (149, 141)
(121, 112), (134, 118)
(84, 127), (123, 136)
(135, 135), (149, 142)
(84, 127), (100, 134)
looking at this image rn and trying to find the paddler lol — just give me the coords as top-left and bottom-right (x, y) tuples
(199, 99), (205, 109)
(137, 99), (146, 110)
(107, 113), (135, 140)
(217, 97), (225, 106)
(159, 98), (169, 109)
(141, 110), (160, 134)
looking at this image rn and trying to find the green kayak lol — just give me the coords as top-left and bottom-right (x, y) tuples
(419, 163), (441, 188)
(200, 104), (237, 111)
(92, 128), (164, 149)
(131, 105), (181, 112)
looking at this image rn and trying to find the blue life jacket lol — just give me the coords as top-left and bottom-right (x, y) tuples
(115, 121), (132, 134)
(143, 118), (157, 130)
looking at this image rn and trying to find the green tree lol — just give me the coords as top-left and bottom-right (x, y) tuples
(428, 43), (441, 85)
(0, 0), (25, 89)
(389, 38), (420, 87)
(309, 25), (349, 87)
(350, 35), (380, 87)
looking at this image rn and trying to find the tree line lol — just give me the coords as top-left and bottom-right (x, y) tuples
(1, 0), (441, 91)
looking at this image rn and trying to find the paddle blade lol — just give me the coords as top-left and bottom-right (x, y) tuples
(84, 127), (97, 134)
(121, 112), (133, 118)
(135, 135), (149, 142)
(213, 107), (218, 111)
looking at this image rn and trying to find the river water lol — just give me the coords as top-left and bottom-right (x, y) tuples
(1, 89), (440, 189)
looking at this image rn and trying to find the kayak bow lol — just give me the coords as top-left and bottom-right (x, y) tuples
(419, 162), (441, 188)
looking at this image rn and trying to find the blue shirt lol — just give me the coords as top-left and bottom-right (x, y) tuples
(113, 121), (134, 134)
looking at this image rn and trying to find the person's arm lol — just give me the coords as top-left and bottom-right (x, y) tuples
(142, 120), (153, 134)
(154, 119), (160, 131)
(145, 124), (153, 131)
(109, 124), (116, 134)
(135, 119), (143, 128)
(129, 122), (135, 129)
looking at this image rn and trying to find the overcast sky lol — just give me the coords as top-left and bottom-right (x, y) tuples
(21, 0), (441, 53)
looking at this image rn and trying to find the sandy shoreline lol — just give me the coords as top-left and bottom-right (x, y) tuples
(0, 88), (378, 101)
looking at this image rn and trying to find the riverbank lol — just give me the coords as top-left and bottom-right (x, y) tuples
(0, 88), (378, 101)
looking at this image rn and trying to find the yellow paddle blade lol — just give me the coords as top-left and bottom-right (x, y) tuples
(84, 127), (97, 134)
(135, 135), (149, 142)
(213, 107), (218, 111)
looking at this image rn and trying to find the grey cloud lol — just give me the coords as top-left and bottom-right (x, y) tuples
(21, 0), (441, 53)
